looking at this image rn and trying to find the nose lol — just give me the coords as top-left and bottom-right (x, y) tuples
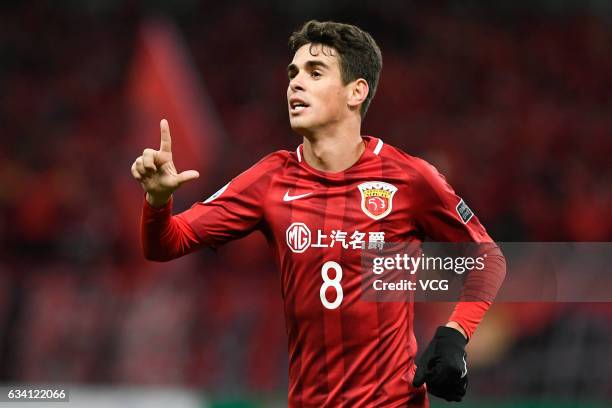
(289, 74), (305, 93)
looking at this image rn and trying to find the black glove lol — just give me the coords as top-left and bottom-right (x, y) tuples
(412, 326), (468, 402)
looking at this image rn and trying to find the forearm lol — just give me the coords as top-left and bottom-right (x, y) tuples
(146, 191), (172, 208)
(140, 196), (202, 261)
(448, 245), (507, 339)
(448, 301), (490, 340)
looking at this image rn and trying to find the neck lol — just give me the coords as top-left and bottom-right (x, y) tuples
(301, 121), (364, 173)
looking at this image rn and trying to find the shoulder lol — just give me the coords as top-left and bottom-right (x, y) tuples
(222, 150), (292, 194)
(251, 150), (293, 171)
(374, 140), (455, 206)
(236, 150), (291, 178)
(377, 141), (446, 185)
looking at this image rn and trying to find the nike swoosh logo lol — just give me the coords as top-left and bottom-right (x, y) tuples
(283, 191), (313, 202)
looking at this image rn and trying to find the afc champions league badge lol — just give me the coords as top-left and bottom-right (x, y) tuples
(358, 181), (398, 220)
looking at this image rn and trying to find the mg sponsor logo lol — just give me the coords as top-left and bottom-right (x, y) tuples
(285, 223), (385, 252)
(286, 222), (311, 253)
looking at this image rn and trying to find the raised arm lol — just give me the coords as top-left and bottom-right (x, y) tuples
(131, 120), (285, 262)
(131, 120), (202, 261)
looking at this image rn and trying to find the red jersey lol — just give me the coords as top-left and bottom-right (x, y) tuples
(141, 136), (505, 407)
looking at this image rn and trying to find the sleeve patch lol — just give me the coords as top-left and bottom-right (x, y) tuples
(456, 199), (474, 224)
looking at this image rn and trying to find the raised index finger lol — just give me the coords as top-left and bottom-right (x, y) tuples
(160, 119), (172, 153)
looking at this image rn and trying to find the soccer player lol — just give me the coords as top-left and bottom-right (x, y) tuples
(131, 20), (506, 407)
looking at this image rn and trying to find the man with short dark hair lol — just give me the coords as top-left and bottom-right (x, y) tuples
(131, 20), (505, 407)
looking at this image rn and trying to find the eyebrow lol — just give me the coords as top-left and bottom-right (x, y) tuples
(287, 60), (331, 75)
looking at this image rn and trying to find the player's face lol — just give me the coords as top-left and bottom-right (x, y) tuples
(287, 43), (350, 135)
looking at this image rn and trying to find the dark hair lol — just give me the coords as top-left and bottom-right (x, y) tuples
(288, 20), (382, 118)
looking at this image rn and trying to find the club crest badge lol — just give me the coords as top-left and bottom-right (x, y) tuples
(358, 181), (398, 220)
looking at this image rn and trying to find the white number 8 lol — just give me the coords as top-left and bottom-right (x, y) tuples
(320, 261), (343, 309)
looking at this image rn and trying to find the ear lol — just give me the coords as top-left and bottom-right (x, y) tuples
(347, 78), (369, 111)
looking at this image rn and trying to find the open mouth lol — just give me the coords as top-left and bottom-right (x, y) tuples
(290, 99), (310, 113)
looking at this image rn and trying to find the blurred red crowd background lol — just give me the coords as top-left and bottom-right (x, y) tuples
(0, 0), (611, 402)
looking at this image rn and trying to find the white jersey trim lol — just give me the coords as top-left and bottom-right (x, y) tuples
(373, 138), (384, 155)
(296, 145), (302, 162)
